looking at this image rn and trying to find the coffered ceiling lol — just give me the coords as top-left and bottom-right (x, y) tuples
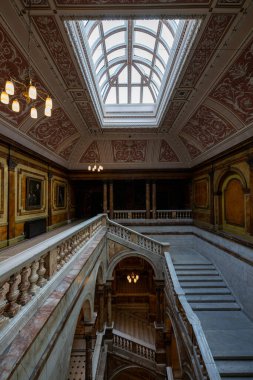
(0, 0), (253, 170)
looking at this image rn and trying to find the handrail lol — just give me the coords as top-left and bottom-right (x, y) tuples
(112, 209), (192, 220)
(164, 253), (221, 380)
(107, 217), (169, 256)
(0, 214), (106, 329)
(113, 331), (155, 361)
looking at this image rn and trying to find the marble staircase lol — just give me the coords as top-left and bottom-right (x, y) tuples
(171, 248), (253, 380)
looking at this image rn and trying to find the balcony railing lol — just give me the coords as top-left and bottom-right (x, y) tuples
(112, 209), (192, 220)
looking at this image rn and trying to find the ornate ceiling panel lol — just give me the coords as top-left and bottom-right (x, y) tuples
(0, 0), (252, 169)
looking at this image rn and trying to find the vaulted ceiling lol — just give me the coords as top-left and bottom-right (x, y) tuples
(0, 0), (253, 170)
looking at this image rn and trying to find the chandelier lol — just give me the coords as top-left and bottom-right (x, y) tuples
(127, 272), (139, 284)
(88, 163), (104, 172)
(0, 1), (52, 119)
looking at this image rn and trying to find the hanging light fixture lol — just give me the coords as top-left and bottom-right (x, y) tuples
(88, 163), (104, 172)
(127, 272), (139, 284)
(0, 0), (53, 118)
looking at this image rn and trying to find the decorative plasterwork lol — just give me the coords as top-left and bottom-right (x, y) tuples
(209, 37), (253, 126)
(32, 16), (82, 89)
(112, 140), (147, 163)
(180, 105), (237, 150)
(0, 24), (45, 126)
(56, 0), (211, 4)
(59, 138), (79, 161)
(180, 136), (202, 159)
(79, 141), (100, 163)
(27, 108), (79, 152)
(159, 140), (179, 162)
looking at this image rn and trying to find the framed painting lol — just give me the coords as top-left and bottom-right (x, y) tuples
(26, 177), (42, 210)
(56, 184), (65, 208)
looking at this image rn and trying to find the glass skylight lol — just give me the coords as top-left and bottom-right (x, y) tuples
(75, 19), (181, 106)
(65, 17), (201, 128)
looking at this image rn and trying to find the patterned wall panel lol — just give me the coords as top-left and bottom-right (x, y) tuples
(180, 105), (237, 150)
(210, 37), (253, 125)
(159, 140), (179, 162)
(112, 140), (147, 163)
(193, 177), (209, 208)
(27, 108), (79, 151)
(224, 178), (245, 226)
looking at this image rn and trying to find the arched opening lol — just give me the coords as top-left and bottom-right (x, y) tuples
(111, 256), (157, 346)
(111, 366), (157, 380)
(164, 315), (183, 379)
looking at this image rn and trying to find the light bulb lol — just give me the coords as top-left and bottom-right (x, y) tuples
(44, 107), (51, 117)
(28, 83), (37, 100)
(101, 166), (103, 170)
(1, 91), (9, 104)
(5, 80), (14, 95)
(45, 96), (52, 109)
(12, 99), (20, 112)
(31, 107), (37, 119)
(94, 164), (97, 170)
(88, 165), (91, 171)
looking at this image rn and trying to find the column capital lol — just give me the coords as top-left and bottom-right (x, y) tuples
(8, 158), (17, 171)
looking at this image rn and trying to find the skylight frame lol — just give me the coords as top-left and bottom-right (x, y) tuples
(65, 17), (202, 128)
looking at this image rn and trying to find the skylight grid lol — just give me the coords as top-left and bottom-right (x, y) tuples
(80, 19), (180, 106)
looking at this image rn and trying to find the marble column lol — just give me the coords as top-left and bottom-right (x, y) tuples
(7, 158), (17, 245)
(85, 332), (93, 380)
(47, 172), (53, 228)
(109, 182), (114, 219)
(209, 170), (214, 226)
(97, 285), (104, 332)
(152, 181), (156, 219)
(155, 282), (164, 325)
(103, 182), (108, 214)
(146, 181), (150, 219)
(106, 281), (112, 327)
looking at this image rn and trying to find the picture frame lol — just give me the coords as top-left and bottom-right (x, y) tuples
(56, 184), (65, 208)
(26, 177), (42, 210)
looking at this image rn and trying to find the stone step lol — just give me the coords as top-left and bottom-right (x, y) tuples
(178, 276), (223, 282)
(190, 302), (240, 311)
(174, 264), (216, 270)
(176, 270), (219, 275)
(180, 281), (227, 288)
(187, 295), (235, 303)
(173, 263), (213, 267)
(221, 378), (253, 380)
(184, 288), (231, 295)
(216, 360), (253, 376)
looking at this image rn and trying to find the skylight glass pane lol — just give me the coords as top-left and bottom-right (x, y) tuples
(105, 87), (116, 104)
(135, 20), (159, 34)
(109, 64), (121, 77)
(118, 66), (128, 84)
(135, 31), (156, 50)
(105, 32), (125, 51)
(119, 87), (128, 104)
(89, 26), (100, 48)
(108, 48), (125, 62)
(131, 66), (141, 83)
(102, 20), (125, 34)
(131, 86), (141, 103)
(161, 24), (174, 49)
(99, 73), (107, 87)
(96, 59), (105, 74)
(92, 44), (103, 63)
(152, 72), (161, 87)
(136, 63), (151, 78)
(157, 42), (169, 64)
(134, 48), (153, 63)
(143, 87), (154, 103)
(155, 58), (165, 75)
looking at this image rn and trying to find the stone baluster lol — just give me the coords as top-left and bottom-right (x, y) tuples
(5, 274), (21, 318)
(37, 256), (47, 288)
(29, 261), (39, 295)
(56, 245), (61, 271)
(18, 267), (31, 305)
(0, 283), (8, 326)
(60, 243), (65, 267)
(63, 241), (69, 262)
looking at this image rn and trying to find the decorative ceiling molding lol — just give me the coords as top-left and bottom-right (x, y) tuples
(27, 107), (79, 151)
(112, 140), (147, 163)
(159, 140), (179, 162)
(180, 105), (237, 151)
(55, 0), (211, 5)
(209, 37), (253, 126)
(79, 141), (100, 163)
(59, 137), (79, 160)
(180, 136), (202, 159)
